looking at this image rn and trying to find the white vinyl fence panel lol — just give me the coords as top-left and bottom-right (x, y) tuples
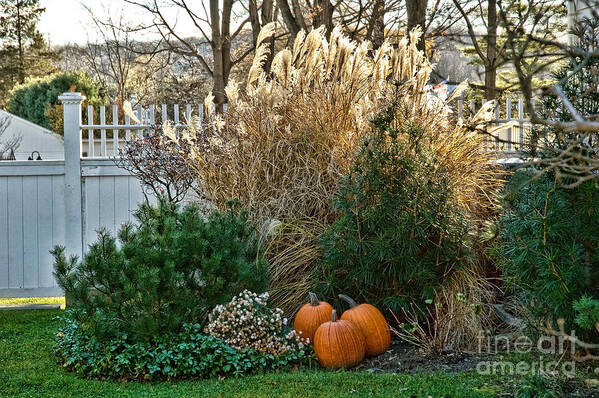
(0, 161), (150, 297)
(0, 162), (65, 296)
(80, 160), (148, 249)
(0, 93), (198, 297)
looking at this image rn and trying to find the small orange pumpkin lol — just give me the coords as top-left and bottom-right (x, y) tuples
(313, 309), (365, 369)
(293, 292), (333, 344)
(338, 294), (391, 356)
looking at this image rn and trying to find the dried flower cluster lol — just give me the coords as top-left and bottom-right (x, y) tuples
(205, 290), (306, 356)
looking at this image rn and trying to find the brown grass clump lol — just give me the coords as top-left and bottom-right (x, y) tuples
(167, 24), (503, 318)
(391, 265), (496, 355)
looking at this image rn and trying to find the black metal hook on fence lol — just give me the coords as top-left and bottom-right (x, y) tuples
(27, 151), (42, 161)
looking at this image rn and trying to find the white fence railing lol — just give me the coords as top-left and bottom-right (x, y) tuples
(81, 96), (208, 158)
(81, 95), (530, 159)
(456, 96), (532, 155)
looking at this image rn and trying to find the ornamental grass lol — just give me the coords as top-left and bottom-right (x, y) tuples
(166, 24), (503, 330)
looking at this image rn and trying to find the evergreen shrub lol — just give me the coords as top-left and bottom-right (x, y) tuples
(496, 169), (599, 331)
(500, 19), (599, 340)
(52, 198), (269, 343)
(6, 71), (105, 133)
(316, 106), (472, 313)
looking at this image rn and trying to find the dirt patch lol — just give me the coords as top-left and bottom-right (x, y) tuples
(353, 341), (599, 397)
(355, 340), (494, 374)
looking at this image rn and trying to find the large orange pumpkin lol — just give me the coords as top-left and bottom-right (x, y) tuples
(313, 309), (365, 369)
(293, 292), (333, 344)
(338, 294), (391, 356)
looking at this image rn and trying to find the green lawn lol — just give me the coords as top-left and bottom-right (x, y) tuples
(0, 310), (557, 397)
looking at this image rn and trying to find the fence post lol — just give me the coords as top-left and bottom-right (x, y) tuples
(58, 92), (85, 260)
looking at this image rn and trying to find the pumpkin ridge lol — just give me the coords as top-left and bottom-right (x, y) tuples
(293, 293), (333, 344)
(335, 322), (346, 365)
(338, 298), (390, 356)
(313, 312), (365, 369)
(341, 322), (354, 365)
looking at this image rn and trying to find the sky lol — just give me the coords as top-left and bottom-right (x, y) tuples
(38, 0), (204, 45)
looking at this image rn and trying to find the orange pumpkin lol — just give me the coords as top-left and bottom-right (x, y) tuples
(338, 294), (391, 356)
(313, 309), (365, 369)
(293, 292), (333, 344)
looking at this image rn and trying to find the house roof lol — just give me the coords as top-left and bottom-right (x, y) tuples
(0, 109), (63, 141)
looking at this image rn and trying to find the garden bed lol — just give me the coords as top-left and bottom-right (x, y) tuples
(357, 341), (493, 374)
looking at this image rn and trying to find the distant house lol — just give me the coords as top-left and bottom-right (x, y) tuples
(0, 109), (64, 160)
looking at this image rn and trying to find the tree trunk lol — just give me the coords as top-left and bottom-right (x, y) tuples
(222, 0), (232, 87)
(210, 0), (226, 112)
(405, 0), (427, 55)
(366, 0), (386, 49)
(485, 0), (498, 100)
(249, 0), (261, 47)
(279, 0), (306, 45)
(252, 0), (275, 73)
(313, 0), (334, 39)
(16, 1), (24, 84)
(263, 0), (276, 73)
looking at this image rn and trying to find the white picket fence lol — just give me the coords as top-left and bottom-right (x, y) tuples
(0, 91), (529, 298)
(81, 95), (208, 158)
(0, 93), (205, 297)
(456, 96), (532, 154)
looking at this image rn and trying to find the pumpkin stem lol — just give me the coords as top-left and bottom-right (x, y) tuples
(331, 309), (337, 322)
(308, 292), (320, 306)
(339, 294), (358, 308)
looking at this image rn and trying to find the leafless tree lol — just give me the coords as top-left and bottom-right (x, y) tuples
(496, 0), (599, 186)
(125, 0), (274, 111)
(406, 0), (427, 53)
(0, 115), (21, 160)
(451, 0), (510, 100)
(334, 0), (404, 47)
(451, 0), (567, 100)
(279, 0), (463, 52)
(82, 6), (170, 106)
(278, 0), (331, 41)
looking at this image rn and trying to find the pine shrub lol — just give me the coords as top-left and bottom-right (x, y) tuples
(526, 19), (599, 183)
(496, 169), (599, 330)
(52, 198), (269, 342)
(316, 105), (473, 313)
(573, 296), (599, 332)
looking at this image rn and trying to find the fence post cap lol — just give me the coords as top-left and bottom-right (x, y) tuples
(58, 92), (86, 103)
